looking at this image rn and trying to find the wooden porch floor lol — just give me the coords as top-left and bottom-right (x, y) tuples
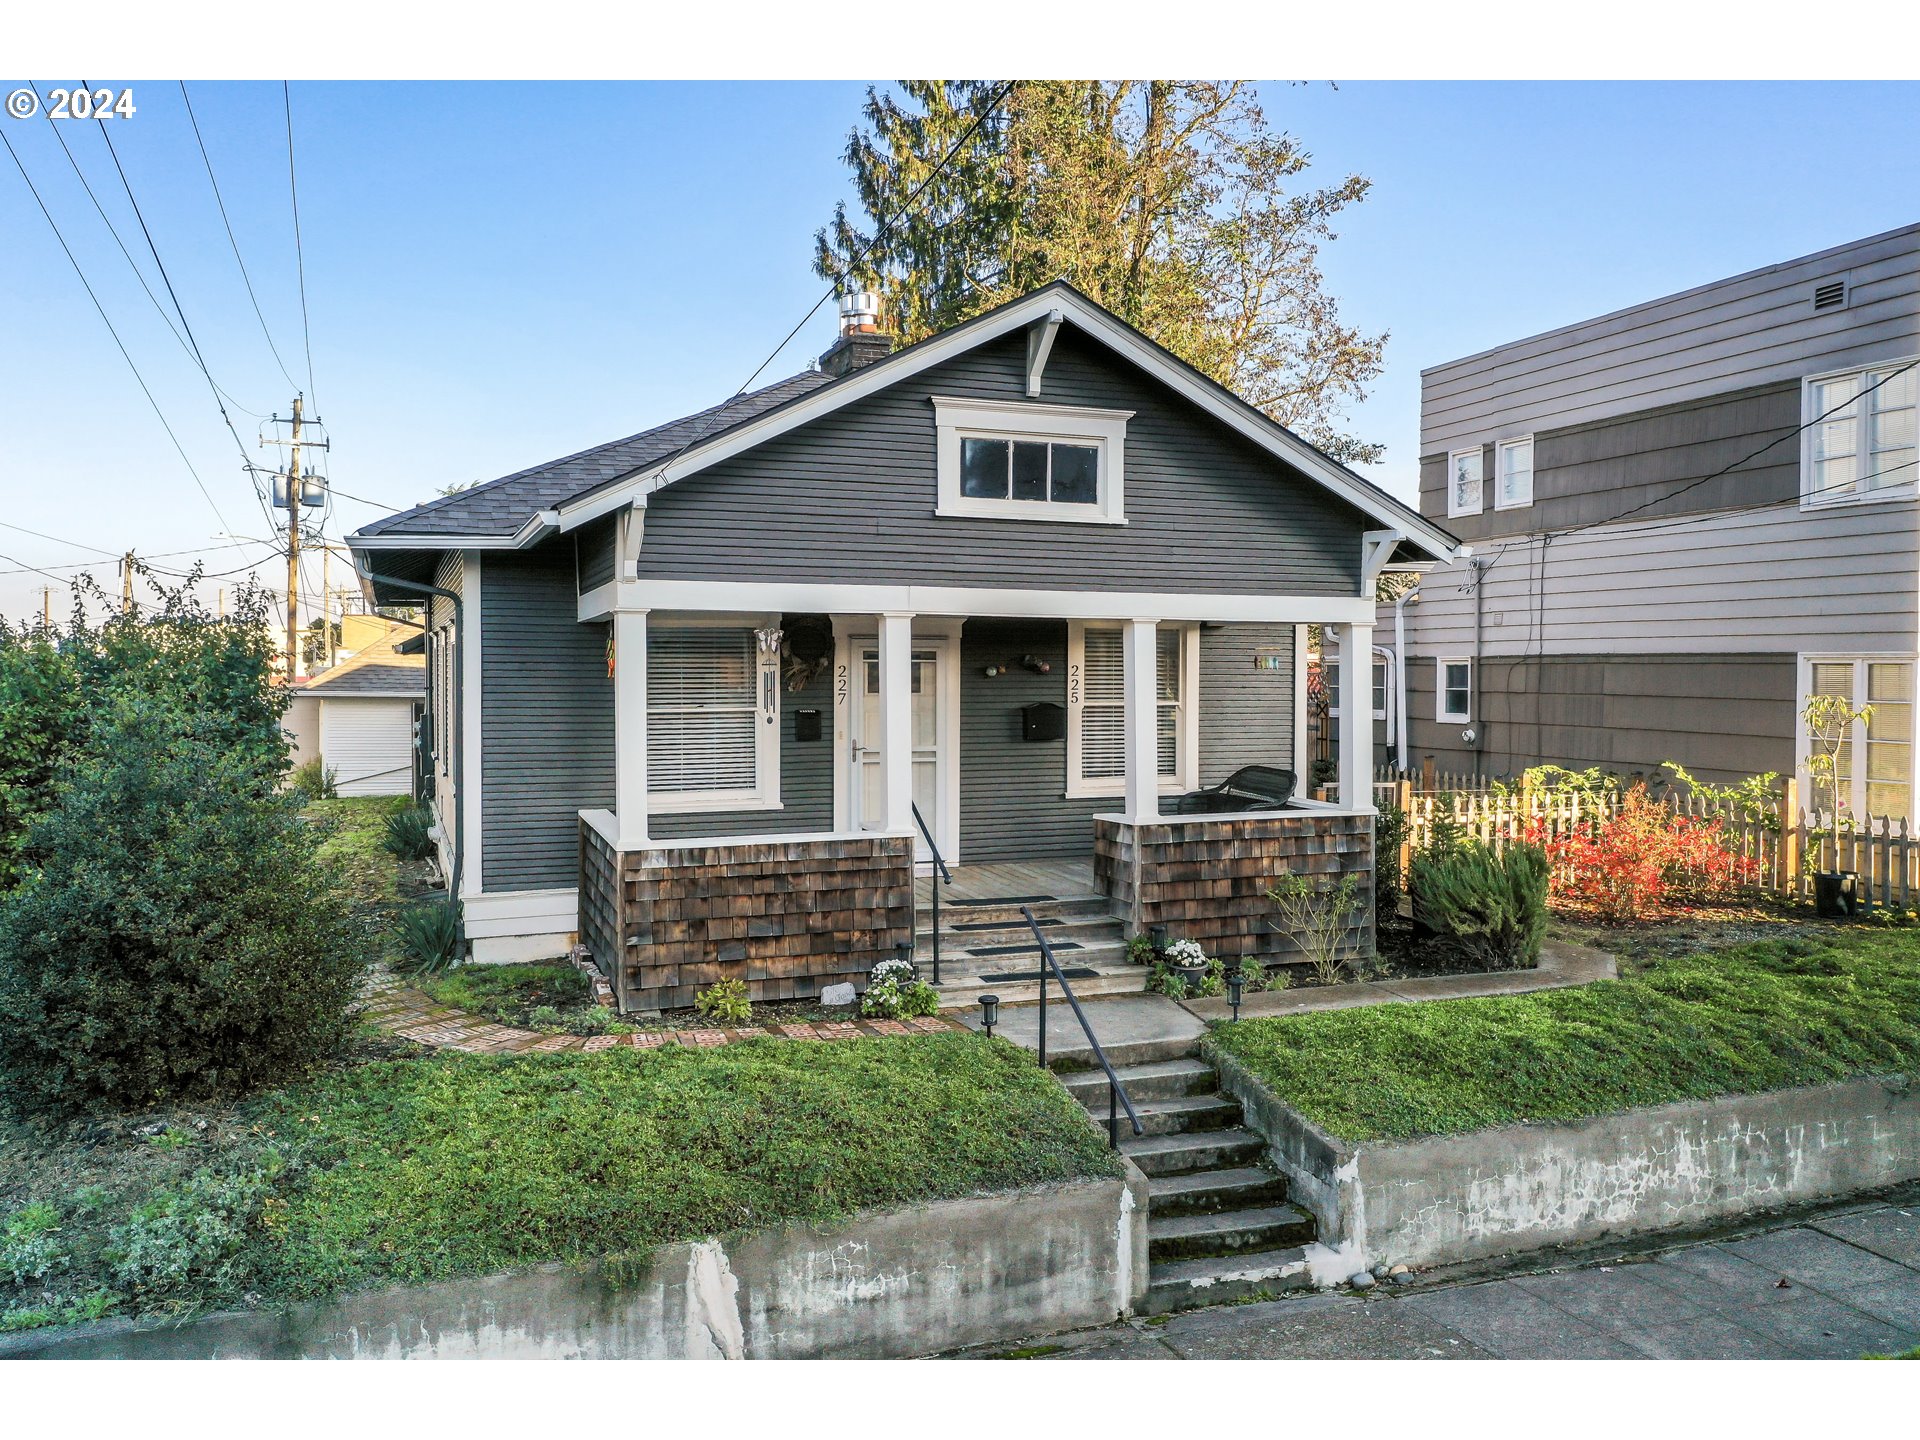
(914, 858), (1100, 906)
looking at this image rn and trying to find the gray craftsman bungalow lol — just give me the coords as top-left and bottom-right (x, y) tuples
(350, 283), (1461, 1011)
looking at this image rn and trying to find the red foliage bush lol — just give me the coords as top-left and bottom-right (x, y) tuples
(1533, 785), (1754, 923)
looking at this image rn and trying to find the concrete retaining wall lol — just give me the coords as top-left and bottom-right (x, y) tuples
(3, 1169), (1149, 1360)
(1210, 1047), (1920, 1273)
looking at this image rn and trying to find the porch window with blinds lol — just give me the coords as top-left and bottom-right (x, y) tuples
(647, 626), (774, 805)
(1804, 657), (1913, 824)
(1072, 624), (1188, 792)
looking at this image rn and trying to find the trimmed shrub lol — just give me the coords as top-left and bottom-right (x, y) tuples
(0, 696), (365, 1116)
(290, 757), (338, 802)
(1410, 841), (1548, 971)
(694, 978), (752, 1026)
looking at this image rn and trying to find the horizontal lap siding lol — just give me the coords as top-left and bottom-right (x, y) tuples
(1422, 224), (1920, 455)
(958, 619), (1103, 863)
(482, 545), (614, 891)
(1404, 652), (1797, 783)
(635, 328), (1363, 594)
(576, 515), (617, 592)
(648, 632), (834, 840)
(1198, 623), (1294, 785)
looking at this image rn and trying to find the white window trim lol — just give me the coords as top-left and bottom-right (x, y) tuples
(1794, 651), (1918, 823)
(1799, 355), (1920, 512)
(645, 612), (783, 814)
(933, 396), (1132, 525)
(1494, 435), (1534, 511)
(1436, 656), (1472, 724)
(1064, 621), (1199, 798)
(1446, 447), (1484, 519)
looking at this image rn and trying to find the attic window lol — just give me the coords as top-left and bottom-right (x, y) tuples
(1813, 279), (1849, 313)
(932, 396), (1132, 525)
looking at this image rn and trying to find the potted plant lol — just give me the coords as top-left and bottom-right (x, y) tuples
(1163, 938), (1209, 992)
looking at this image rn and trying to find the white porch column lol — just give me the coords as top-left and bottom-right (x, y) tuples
(614, 608), (649, 849)
(1335, 620), (1375, 812)
(877, 611), (915, 833)
(1124, 617), (1162, 822)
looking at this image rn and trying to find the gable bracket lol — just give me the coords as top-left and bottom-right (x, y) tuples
(1025, 308), (1065, 397)
(1360, 529), (1405, 594)
(619, 500), (647, 580)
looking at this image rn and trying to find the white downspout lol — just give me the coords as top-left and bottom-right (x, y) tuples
(1393, 586), (1420, 776)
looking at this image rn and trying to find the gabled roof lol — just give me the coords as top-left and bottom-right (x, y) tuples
(351, 282), (1460, 562)
(297, 621), (426, 697)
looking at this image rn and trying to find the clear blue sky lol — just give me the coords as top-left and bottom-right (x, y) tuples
(2, 80), (1916, 622)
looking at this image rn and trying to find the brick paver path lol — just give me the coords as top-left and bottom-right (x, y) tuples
(362, 980), (963, 1054)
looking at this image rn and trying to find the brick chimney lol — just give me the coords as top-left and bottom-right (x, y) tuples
(819, 286), (894, 377)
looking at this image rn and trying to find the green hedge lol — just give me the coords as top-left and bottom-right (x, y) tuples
(1207, 933), (1920, 1142)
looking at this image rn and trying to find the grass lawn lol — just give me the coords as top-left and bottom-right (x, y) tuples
(1208, 929), (1920, 1143)
(417, 962), (633, 1036)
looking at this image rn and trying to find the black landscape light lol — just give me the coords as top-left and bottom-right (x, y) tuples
(979, 994), (1000, 1037)
(1227, 966), (1245, 1021)
(1149, 924), (1169, 954)
(895, 941), (913, 970)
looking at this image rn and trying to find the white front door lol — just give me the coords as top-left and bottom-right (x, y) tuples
(848, 637), (955, 862)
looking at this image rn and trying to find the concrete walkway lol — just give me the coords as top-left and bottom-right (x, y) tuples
(1183, 938), (1614, 1022)
(955, 1193), (1920, 1360)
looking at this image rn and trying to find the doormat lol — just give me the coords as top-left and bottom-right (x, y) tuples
(945, 894), (1059, 907)
(976, 968), (1101, 984)
(966, 940), (1086, 958)
(951, 915), (1061, 932)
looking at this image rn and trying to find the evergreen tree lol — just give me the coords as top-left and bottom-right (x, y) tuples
(815, 81), (1387, 463)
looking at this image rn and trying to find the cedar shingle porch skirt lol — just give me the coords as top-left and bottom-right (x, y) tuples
(580, 816), (914, 1012)
(1093, 809), (1375, 965)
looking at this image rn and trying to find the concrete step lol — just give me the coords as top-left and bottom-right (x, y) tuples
(1148, 1203), (1317, 1262)
(1124, 1093), (1242, 1138)
(1120, 1127), (1267, 1178)
(1142, 1247), (1317, 1315)
(923, 896), (1113, 930)
(922, 937), (1130, 968)
(917, 916), (1125, 951)
(1148, 1165), (1292, 1218)
(1061, 1057), (1217, 1108)
(934, 967), (1148, 1012)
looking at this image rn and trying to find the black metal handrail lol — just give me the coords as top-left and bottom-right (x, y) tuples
(1020, 904), (1144, 1149)
(910, 802), (951, 985)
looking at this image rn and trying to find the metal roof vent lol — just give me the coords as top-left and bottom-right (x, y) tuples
(1813, 278), (1849, 312)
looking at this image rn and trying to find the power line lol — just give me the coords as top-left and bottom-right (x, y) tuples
(284, 82), (317, 408)
(179, 81), (300, 394)
(0, 127), (236, 537)
(649, 79), (1020, 491)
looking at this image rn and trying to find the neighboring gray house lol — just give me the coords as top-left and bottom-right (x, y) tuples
(1384, 223), (1920, 820)
(349, 283), (1459, 1004)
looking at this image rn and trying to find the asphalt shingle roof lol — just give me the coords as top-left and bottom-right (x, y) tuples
(356, 371), (833, 540)
(300, 662), (426, 697)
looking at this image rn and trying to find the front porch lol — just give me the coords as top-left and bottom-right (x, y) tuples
(578, 598), (1383, 1014)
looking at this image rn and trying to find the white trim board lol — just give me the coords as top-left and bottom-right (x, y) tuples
(460, 552), (483, 899)
(351, 285), (1459, 563)
(461, 886), (579, 939)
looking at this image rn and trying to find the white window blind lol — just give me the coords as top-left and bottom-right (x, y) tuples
(1806, 658), (1913, 823)
(1080, 626), (1180, 782)
(648, 627), (758, 793)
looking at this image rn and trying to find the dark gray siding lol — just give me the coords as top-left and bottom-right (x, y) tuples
(1198, 623), (1295, 785)
(1422, 381), (1800, 543)
(1404, 652), (1796, 785)
(481, 544), (615, 891)
(576, 515), (616, 592)
(637, 328), (1364, 594)
(958, 620), (1104, 863)
(648, 625), (835, 840)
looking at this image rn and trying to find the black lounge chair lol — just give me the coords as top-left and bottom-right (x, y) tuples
(1167, 764), (1297, 814)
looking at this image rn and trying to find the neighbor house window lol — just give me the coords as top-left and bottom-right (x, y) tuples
(1803, 361), (1918, 507)
(1437, 657), (1472, 723)
(1801, 656), (1913, 824)
(647, 624), (781, 811)
(1067, 622), (1196, 795)
(935, 396), (1131, 524)
(1447, 448), (1484, 518)
(1495, 437), (1534, 510)
(1326, 655), (1389, 721)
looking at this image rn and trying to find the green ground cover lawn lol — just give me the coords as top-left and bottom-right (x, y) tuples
(417, 961), (633, 1035)
(1208, 931), (1920, 1143)
(1, 1033), (1116, 1326)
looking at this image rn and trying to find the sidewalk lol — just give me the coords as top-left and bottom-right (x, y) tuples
(955, 1192), (1920, 1360)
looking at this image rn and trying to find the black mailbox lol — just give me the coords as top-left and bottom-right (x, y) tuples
(1021, 702), (1066, 742)
(793, 709), (822, 742)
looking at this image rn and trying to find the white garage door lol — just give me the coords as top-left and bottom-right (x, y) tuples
(322, 699), (416, 796)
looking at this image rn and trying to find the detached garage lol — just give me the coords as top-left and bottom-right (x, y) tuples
(291, 632), (426, 798)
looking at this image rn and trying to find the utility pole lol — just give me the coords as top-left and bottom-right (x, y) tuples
(321, 539), (334, 670)
(285, 395), (303, 680)
(40, 586), (51, 631)
(120, 551), (135, 615)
